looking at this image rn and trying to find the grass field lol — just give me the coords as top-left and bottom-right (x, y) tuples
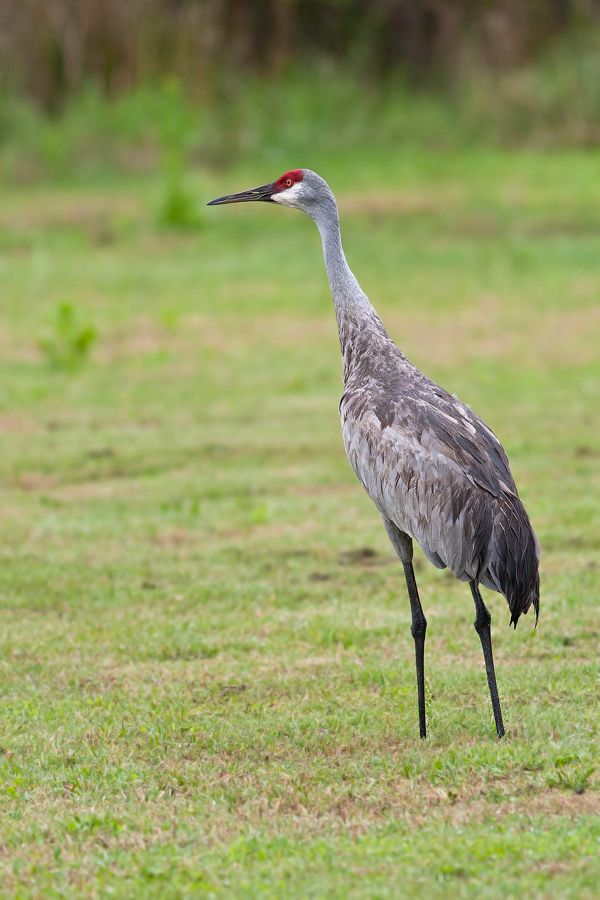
(1, 148), (599, 896)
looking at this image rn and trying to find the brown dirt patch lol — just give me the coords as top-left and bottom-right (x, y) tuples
(0, 412), (43, 434)
(0, 194), (142, 233)
(429, 783), (600, 827)
(224, 769), (600, 837)
(50, 478), (141, 502)
(341, 189), (466, 217)
(338, 546), (391, 568)
(386, 296), (600, 368)
(62, 300), (600, 373)
(152, 528), (200, 547)
(14, 471), (59, 491)
(98, 313), (332, 363)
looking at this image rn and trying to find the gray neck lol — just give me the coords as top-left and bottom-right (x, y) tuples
(311, 200), (384, 362)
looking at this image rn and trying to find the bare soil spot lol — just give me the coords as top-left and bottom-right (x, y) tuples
(224, 767), (600, 836)
(341, 189), (466, 217)
(0, 194), (142, 233)
(386, 296), (600, 368)
(152, 528), (199, 547)
(574, 446), (599, 459)
(294, 655), (341, 669)
(0, 413), (41, 434)
(99, 313), (332, 364)
(50, 477), (143, 502)
(338, 547), (390, 567)
(309, 572), (332, 582)
(15, 472), (59, 491)
(439, 784), (600, 827)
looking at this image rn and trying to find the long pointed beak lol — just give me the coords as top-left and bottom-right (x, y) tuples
(207, 182), (275, 206)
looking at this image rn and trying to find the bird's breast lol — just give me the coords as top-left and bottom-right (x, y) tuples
(339, 391), (404, 518)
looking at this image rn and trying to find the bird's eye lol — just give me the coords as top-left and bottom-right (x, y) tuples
(285, 178), (293, 187)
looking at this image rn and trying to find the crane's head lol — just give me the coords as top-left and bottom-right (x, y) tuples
(207, 169), (335, 220)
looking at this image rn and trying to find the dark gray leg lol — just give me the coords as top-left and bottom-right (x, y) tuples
(470, 581), (505, 739)
(382, 518), (428, 739)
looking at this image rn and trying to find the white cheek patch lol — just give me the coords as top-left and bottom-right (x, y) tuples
(272, 182), (303, 207)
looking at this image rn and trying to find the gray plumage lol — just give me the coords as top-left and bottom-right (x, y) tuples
(339, 302), (540, 628)
(301, 169), (539, 626)
(208, 168), (541, 739)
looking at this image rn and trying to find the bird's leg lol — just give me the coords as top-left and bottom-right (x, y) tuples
(404, 557), (428, 739)
(382, 519), (428, 739)
(470, 581), (505, 739)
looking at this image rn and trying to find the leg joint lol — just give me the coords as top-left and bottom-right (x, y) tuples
(474, 605), (491, 634)
(411, 614), (427, 640)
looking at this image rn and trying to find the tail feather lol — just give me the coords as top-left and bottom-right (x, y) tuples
(485, 494), (540, 628)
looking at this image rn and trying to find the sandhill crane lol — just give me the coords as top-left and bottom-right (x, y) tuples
(208, 169), (540, 739)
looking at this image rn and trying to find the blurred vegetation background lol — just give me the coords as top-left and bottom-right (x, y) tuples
(0, 0), (598, 183)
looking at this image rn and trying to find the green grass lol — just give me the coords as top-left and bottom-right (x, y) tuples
(1, 147), (599, 896)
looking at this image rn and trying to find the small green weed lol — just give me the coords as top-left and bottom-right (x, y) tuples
(156, 168), (203, 231)
(155, 82), (204, 231)
(38, 302), (97, 371)
(548, 756), (596, 795)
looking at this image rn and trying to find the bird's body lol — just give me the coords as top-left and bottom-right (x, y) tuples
(209, 168), (540, 739)
(337, 294), (539, 627)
